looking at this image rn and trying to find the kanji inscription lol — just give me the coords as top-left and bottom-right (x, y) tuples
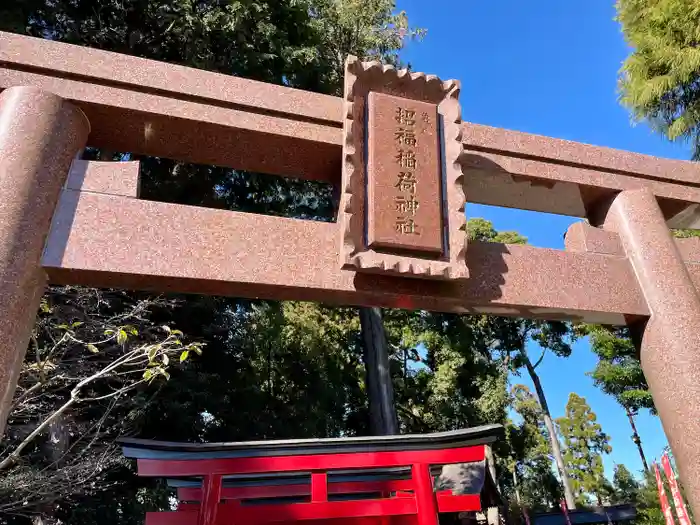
(366, 92), (443, 254)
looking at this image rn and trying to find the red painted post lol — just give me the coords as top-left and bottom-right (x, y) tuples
(0, 86), (89, 438)
(311, 472), (329, 502)
(596, 188), (700, 519)
(412, 463), (439, 525)
(199, 474), (222, 525)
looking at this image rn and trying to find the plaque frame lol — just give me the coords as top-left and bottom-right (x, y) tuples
(339, 55), (468, 280)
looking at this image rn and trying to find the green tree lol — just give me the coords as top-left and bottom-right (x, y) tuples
(586, 325), (653, 413)
(636, 469), (667, 525)
(585, 324), (651, 472)
(398, 313), (509, 434)
(0, 287), (201, 523)
(617, 0), (700, 158)
(557, 393), (613, 506)
(508, 384), (563, 513)
(612, 464), (641, 504)
(469, 218), (578, 510)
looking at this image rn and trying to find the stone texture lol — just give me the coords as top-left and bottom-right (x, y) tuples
(461, 148), (700, 219)
(44, 190), (647, 325)
(565, 224), (700, 300)
(462, 122), (700, 185)
(366, 92), (442, 254)
(5, 29), (700, 216)
(564, 222), (624, 257)
(66, 160), (140, 198)
(674, 237), (700, 264)
(596, 189), (700, 520)
(666, 203), (700, 229)
(0, 86), (89, 437)
(339, 56), (467, 280)
(466, 170), (587, 217)
(461, 123), (700, 221)
(0, 32), (341, 182)
(0, 31), (341, 125)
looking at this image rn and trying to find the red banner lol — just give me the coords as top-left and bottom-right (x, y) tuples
(655, 462), (677, 525)
(661, 453), (691, 525)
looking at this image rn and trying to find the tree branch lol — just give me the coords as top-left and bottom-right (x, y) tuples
(78, 380), (147, 402)
(0, 396), (76, 470)
(532, 348), (547, 370)
(10, 381), (45, 411)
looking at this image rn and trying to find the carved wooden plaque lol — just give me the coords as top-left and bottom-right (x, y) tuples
(339, 56), (468, 280)
(366, 92), (443, 255)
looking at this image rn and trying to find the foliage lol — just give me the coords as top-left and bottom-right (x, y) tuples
(467, 217), (528, 245)
(0, 287), (201, 522)
(672, 229), (700, 239)
(617, 0), (700, 158)
(584, 324), (654, 414)
(612, 464), (641, 504)
(308, 0), (426, 94)
(557, 393), (613, 505)
(635, 469), (667, 525)
(467, 218), (577, 509)
(400, 312), (510, 434)
(508, 384), (563, 512)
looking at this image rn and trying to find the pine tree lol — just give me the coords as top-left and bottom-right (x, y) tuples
(557, 393), (613, 506)
(636, 469), (668, 525)
(617, 0), (700, 158)
(508, 384), (563, 512)
(613, 464), (641, 504)
(470, 218), (578, 509)
(584, 324), (651, 471)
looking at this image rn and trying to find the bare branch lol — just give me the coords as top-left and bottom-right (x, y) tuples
(78, 380), (147, 402)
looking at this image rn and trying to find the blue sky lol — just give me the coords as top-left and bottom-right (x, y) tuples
(396, 0), (687, 479)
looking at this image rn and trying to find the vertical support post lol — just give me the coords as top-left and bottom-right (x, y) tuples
(412, 463), (439, 525)
(596, 188), (700, 518)
(0, 87), (89, 438)
(311, 472), (328, 502)
(199, 474), (222, 525)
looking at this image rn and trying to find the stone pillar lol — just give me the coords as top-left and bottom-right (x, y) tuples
(0, 87), (90, 437)
(596, 188), (700, 517)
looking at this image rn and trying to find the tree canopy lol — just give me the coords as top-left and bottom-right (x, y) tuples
(617, 0), (700, 158)
(508, 384), (563, 513)
(612, 464), (641, 504)
(557, 393), (613, 506)
(586, 325), (654, 414)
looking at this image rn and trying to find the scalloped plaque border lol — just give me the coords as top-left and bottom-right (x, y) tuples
(339, 56), (468, 280)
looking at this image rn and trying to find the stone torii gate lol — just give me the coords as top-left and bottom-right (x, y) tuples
(1, 30), (700, 515)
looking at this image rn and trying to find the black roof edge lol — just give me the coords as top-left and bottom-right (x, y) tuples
(119, 424), (504, 460)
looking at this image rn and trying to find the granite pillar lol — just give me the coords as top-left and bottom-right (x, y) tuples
(596, 188), (700, 517)
(0, 86), (90, 438)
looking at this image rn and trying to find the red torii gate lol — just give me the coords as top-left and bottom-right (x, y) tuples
(1, 30), (700, 521)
